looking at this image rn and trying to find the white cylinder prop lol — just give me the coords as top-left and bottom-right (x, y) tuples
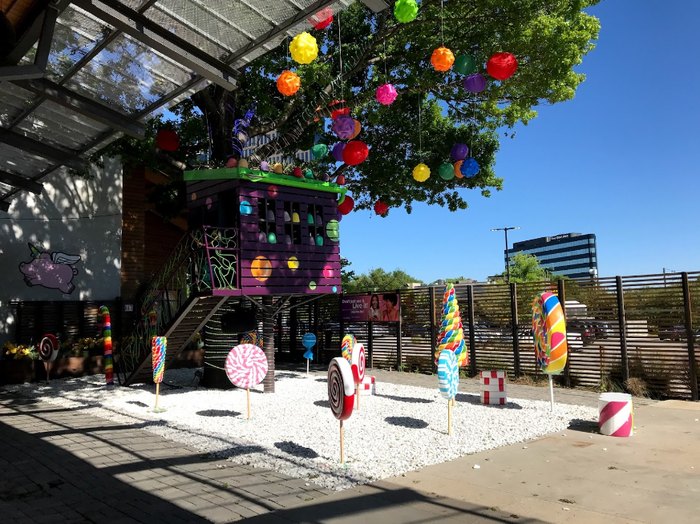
(598, 392), (633, 437)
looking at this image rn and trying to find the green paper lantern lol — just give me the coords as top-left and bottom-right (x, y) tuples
(311, 143), (328, 159)
(304, 168), (314, 179)
(438, 163), (455, 180)
(394, 0), (418, 23)
(454, 54), (476, 75)
(326, 220), (340, 242)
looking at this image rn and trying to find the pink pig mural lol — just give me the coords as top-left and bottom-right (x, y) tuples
(19, 243), (81, 294)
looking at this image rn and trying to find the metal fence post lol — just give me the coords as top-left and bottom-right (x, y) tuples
(467, 284), (477, 377)
(558, 278), (571, 387)
(397, 291), (403, 371)
(429, 286), (437, 372)
(615, 276), (629, 386)
(368, 320), (374, 369)
(681, 272), (698, 401)
(510, 282), (521, 378)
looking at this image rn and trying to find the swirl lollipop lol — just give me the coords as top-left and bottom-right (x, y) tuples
(328, 357), (354, 463)
(225, 344), (269, 419)
(302, 332), (317, 374)
(351, 342), (366, 410)
(38, 334), (59, 383)
(341, 334), (356, 362)
(532, 292), (568, 412)
(437, 350), (459, 435)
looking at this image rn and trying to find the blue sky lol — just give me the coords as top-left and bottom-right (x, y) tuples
(339, 0), (700, 283)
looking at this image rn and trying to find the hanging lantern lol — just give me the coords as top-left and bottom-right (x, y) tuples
(348, 119), (362, 140)
(308, 7), (333, 30)
(412, 163), (430, 182)
(374, 200), (389, 216)
(225, 157), (238, 168)
(338, 195), (354, 215)
(304, 168), (314, 179)
(431, 47), (455, 72)
(311, 143), (328, 159)
(438, 163), (454, 180)
(336, 175), (346, 185)
(331, 107), (350, 120)
(260, 161), (270, 172)
(460, 157), (480, 177)
(342, 141), (369, 166)
(376, 83), (398, 105)
(463, 73), (486, 93)
(394, 0), (418, 23)
(293, 166), (303, 178)
(453, 160), (464, 179)
(277, 70), (301, 96)
(273, 163), (284, 174)
(486, 52), (518, 81)
(155, 129), (179, 152)
(238, 159), (249, 169)
(454, 54), (477, 75)
(332, 116), (356, 139)
(290, 32), (318, 64)
(450, 143), (469, 161)
(332, 142), (346, 162)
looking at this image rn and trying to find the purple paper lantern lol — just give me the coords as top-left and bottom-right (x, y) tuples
(463, 73), (487, 93)
(460, 157), (480, 177)
(260, 161), (270, 171)
(450, 143), (469, 162)
(332, 142), (346, 162)
(332, 116), (356, 139)
(376, 83), (398, 105)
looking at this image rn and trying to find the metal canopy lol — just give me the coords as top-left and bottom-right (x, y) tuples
(0, 0), (361, 211)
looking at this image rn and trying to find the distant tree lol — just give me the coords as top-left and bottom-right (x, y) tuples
(344, 268), (423, 293)
(498, 253), (554, 283)
(340, 257), (356, 289)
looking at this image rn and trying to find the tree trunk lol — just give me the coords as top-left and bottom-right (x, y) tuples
(192, 87), (236, 163)
(262, 296), (275, 393)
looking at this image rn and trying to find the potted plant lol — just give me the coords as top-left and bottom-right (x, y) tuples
(0, 341), (38, 384)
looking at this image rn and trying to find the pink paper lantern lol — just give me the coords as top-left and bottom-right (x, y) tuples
(376, 83), (398, 105)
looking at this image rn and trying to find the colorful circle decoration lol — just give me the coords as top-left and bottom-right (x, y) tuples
(341, 334), (356, 362)
(487, 52), (518, 81)
(460, 157), (480, 177)
(288, 256), (299, 270)
(438, 163), (455, 180)
(394, 0), (418, 23)
(332, 286), (338, 293)
(38, 334), (58, 362)
(351, 343), (366, 384)
(308, 7), (333, 30)
(431, 47), (455, 72)
(450, 143), (469, 161)
(332, 142), (346, 162)
(532, 292), (568, 374)
(239, 200), (253, 215)
(437, 349), (459, 400)
(376, 83), (398, 105)
(454, 54), (476, 75)
(290, 32), (318, 64)
(374, 200), (389, 216)
(332, 116), (356, 139)
(156, 129), (179, 152)
(225, 344), (268, 389)
(328, 357), (354, 420)
(308, 281), (317, 290)
(337, 195), (354, 215)
(251, 256), (272, 282)
(311, 143), (328, 159)
(326, 220), (340, 241)
(463, 73), (486, 93)
(322, 264), (334, 279)
(268, 185), (278, 198)
(152, 336), (166, 384)
(277, 70), (301, 96)
(412, 163), (430, 182)
(302, 332), (317, 360)
(342, 140), (369, 166)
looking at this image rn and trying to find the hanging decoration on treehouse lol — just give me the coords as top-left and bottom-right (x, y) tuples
(308, 7), (333, 30)
(331, 106), (350, 120)
(487, 52), (518, 81)
(431, 47), (455, 72)
(277, 70), (300, 96)
(332, 142), (346, 162)
(460, 157), (480, 177)
(450, 143), (469, 162)
(155, 129), (179, 152)
(374, 200), (389, 217)
(290, 32), (319, 64)
(337, 195), (354, 215)
(394, 0), (418, 23)
(348, 119), (362, 140)
(413, 163), (430, 182)
(453, 160), (464, 179)
(343, 141), (369, 166)
(376, 83), (398, 105)
(454, 54), (477, 75)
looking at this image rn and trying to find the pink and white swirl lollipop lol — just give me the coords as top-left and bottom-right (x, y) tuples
(225, 344), (268, 419)
(351, 343), (366, 384)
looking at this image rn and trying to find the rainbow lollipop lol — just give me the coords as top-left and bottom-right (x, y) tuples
(532, 292), (568, 411)
(99, 305), (113, 385)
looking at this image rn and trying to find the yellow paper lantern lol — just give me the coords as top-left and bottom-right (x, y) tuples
(273, 163), (284, 174)
(290, 32), (318, 64)
(413, 163), (431, 182)
(277, 70), (300, 96)
(431, 47), (455, 72)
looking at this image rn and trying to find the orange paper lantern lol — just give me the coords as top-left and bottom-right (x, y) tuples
(277, 70), (301, 96)
(431, 47), (455, 72)
(454, 160), (464, 179)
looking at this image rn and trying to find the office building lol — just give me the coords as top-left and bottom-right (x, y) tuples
(507, 233), (598, 280)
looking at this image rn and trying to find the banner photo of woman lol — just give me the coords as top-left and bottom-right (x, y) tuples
(341, 293), (400, 322)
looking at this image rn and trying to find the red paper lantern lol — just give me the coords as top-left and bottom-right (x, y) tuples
(331, 107), (351, 120)
(342, 141), (369, 166)
(156, 129), (179, 152)
(374, 200), (389, 216)
(338, 195), (354, 215)
(293, 167), (303, 178)
(336, 175), (346, 185)
(486, 52), (518, 81)
(308, 7), (333, 30)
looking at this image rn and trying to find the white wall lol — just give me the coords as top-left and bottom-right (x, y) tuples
(0, 158), (122, 343)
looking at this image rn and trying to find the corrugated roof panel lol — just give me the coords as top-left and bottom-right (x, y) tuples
(0, 83), (35, 127)
(0, 143), (54, 177)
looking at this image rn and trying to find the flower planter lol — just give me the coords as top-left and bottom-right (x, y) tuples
(0, 359), (36, 385)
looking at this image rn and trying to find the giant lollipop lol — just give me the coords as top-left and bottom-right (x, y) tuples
(532, 292), (568, 412)
(302, 332), (317, 374)
(225, 344), (269, 419)
(351, 342), (366, 410)
(435, 284), (468, 367)
(437, 349), (459, 435)
(38, 333), (59, 383)
(341, 333), (356, 362)
(152, 336), (166, 411)
(328, 357), (354, 463)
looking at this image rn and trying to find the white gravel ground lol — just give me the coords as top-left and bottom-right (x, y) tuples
(3, 369), (597, 491)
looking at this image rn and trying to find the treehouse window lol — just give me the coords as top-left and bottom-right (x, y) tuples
(257, 198), (277, 243)
(284, 201), (302, 245)
(307, 203), (324, 247)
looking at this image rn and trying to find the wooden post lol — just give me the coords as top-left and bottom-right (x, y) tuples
(467, 285), (477, 377)
(396, 291), (403, 371)
(558, 278), (571, 387)
(681, 273), (698, 401)
(155, 382), (160, 410)
(447, 399), (453, 435)
(510, 283), (521, 378)
(262, 296), (275, 393)
(615, 276), (629, 386)
(356, 384), (360, 410)
(339, 420), (344, 463)
(246, 388), (251, 419)
(368, 321), (374, 369)
(429, 286), (437, 373)
(548, 374), (554, 412)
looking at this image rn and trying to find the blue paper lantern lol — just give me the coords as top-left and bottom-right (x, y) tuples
(460, 157), (480, 177)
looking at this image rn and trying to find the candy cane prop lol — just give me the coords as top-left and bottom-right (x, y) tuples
(225, 344), (268, 419)
(152, 337), (166, 410)
(99, 306), (113, 385)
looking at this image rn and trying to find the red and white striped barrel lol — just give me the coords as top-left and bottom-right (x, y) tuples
(480, 370), (507, 405)
(359, 375), (376, 395)
(598, 392), (633, 437)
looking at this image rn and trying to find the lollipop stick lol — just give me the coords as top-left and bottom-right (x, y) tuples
(448, 398), (453, 435)
(548, 375), (554, 412)
(306, 359), (309, 374)
(44, 361), (49, 384)
(155, 382), (160, 410)
(246, 388), (251, 419)
(340, 419), (345, 464)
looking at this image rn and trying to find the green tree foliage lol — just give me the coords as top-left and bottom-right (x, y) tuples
(499, 253), (554, 283)
(107, 0), (600, 214)
(344, 268), (423, 293)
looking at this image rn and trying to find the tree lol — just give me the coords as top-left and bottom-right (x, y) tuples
(499, 253), (554, 283)
(344, 268), (423, 293)
(107, 0), (600, 214)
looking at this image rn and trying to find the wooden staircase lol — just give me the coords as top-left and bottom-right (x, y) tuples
(123, 295), (228, 386)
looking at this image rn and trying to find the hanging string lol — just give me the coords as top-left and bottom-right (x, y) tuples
(418, 96), (422, 158)
(383, 38), (388, 81)
(440, 0), (445, 46)
(337, 11), (344, 101)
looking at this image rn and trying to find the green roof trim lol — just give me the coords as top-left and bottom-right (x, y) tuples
(183, 167), (347, 196)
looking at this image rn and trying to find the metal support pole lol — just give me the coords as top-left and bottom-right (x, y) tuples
(396, 291), (403, 371)
(681, 273), (698, 401)
(615, 276), (629, 386)
(510, 282), (521, 378)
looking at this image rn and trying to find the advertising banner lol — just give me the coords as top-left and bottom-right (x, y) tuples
(341, 292), (400, 322)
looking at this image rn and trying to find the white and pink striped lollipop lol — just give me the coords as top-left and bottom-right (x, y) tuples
(225, 344), (268, 389)
(351, 343), (366, 384)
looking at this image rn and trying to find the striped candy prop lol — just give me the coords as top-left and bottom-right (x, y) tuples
(351, 343), (366, 410)
(38, 334), (59, 383)
(341, 334), (356, 362)
(360, 375), (376, 395)
(532, 292), (568, 411)
(99, 305), (113, 385)
(437, 349), (459, 435)
(480, 370), (507, 405)
(328, 357), (354, 463)
(598, 393), (633, 437)
(435, 284), (468, 367)
(152, 337), (166, 410)
(225, 344), (268, 419)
